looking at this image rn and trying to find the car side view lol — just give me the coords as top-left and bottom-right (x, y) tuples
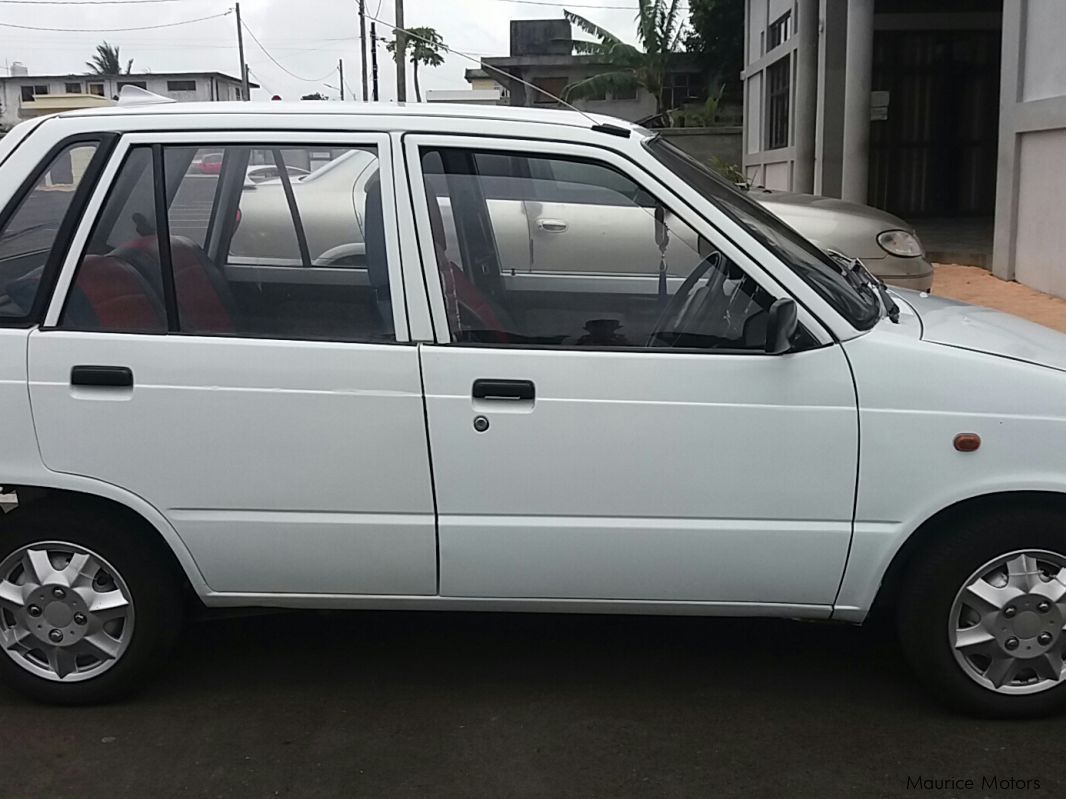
(0, 101), (1063, 717)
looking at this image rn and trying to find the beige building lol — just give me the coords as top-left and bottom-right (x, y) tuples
(742, 0), (1066, 298)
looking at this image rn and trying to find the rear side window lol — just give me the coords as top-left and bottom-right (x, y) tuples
(61, 143), (395, 343)
(0, 141), (100, 319)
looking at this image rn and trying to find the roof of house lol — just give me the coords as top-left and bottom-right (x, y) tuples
(0, 71), (257, 87)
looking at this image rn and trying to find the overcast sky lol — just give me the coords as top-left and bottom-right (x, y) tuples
(0, 0), (690, 101)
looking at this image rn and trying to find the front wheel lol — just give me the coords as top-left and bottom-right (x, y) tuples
(898, 507), (1066, 718)
(0, 504), (183, 704)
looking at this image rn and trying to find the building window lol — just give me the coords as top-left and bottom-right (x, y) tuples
(88, 83), (105, 96)
(20, 86), (33, 102)
(661, 72), (705, 111)
(765, 56), (791, 150)
(33, 85), (49, 96)
(65, 82), (82, 94)
(612, 84), (636, 101)
(235, 87), (242, 100)
(768, 11), (792, 50)
(117, 80), (147, 91)
(167, 79), (197, 92)
(531, 77), (567, 105)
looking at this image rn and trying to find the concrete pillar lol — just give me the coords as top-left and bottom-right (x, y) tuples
(793, 0), (819, 193)
(815, 0), (846, 198)
(840, 0), (874, 204)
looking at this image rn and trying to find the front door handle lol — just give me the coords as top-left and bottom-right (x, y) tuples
(536, 218), (568, 233)
(71, 365), (133, 388)
(472, 379), (535, 401)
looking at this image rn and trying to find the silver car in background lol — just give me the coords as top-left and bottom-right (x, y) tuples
(233, 148), (933, 291)
(753, 187), (932, 291)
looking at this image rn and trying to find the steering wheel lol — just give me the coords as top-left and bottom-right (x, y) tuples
(644, 252), (721, 347)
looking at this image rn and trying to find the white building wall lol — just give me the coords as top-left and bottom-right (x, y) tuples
(0, 75), (244, 130)
(993, 0), (1066, 297)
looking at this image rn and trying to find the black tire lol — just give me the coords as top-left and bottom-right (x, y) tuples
(898, 506), (1066, 718)
(0, 502), (184, 705)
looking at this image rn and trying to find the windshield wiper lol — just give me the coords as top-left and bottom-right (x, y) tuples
(826, 250), (900, 324)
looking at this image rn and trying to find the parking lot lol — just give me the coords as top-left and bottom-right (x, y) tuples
(2, 609), (1064, 798)
(6, 185), (1066, 796)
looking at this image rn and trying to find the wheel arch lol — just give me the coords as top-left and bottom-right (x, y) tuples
(0, 478), (208, 597)
(868, 490), (1066, 620)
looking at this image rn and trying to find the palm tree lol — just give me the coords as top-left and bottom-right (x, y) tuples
(562, 0), (685, 114)
(386, 26), (446, 102)
(86, 41), (133, 75)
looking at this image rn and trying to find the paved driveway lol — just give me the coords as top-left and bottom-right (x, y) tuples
(2, 611), (1063, 798)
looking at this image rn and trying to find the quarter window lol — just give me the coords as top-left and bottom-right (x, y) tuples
(0, 141), (101, 319)
(62, 143), (395, 342)
(420, 147), (775, 351)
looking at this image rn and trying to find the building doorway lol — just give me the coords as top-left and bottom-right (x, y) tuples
(868, 29), (1001, 218)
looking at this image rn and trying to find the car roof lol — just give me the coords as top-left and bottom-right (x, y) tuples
(55, 100), (642, 135)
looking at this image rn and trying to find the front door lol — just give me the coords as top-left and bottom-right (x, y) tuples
(408, 136), (858, 608)
(28, 133), (437, 597)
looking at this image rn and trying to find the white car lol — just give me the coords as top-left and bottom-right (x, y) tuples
(0, 103), (1062, 717)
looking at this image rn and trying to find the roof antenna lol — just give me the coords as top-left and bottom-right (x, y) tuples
(363, 10), (631, 138)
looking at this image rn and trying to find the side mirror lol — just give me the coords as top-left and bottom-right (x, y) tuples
(764, 297), (798, 355)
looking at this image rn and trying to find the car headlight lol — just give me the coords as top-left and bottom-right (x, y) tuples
(877, 229), (924, 258)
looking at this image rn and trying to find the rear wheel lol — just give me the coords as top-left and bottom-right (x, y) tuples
(898, 507), (1066, 717)
(0, 504), (183, 704)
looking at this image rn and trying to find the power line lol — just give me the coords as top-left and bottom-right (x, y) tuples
(0, 10), (230, 32)
(0, 0), (184, 4)
(241, 19), (337, 83)
(364, 8), (602, 123)
(485, 0), (688, 8)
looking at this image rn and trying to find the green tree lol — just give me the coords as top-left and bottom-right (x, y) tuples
(86, 41), (133, 75)
(386, 26), (446, 102)
(684, 0), (744, 93)
(562, 0), (686, 114)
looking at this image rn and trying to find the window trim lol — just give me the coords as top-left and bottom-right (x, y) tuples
(0, 133), (117, 328)
(403, 132), (820, 354)
(43, 130), (411, 343)
(151, 144), (181, 331)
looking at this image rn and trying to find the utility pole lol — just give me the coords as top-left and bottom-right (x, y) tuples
(358, 0), (368, 101)
(339, 59), (344, 100)
(370, 22), (379, 101)
(394, 0), (406, 102)
(235, 2), (250, 100)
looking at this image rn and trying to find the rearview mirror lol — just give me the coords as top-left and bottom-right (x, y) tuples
(764, 298), (798, 355)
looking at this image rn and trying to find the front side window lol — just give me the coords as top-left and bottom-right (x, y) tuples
(62, 143), (394, 342)
(0, 141), (101, 319)
(646, 135), (882, 329)
(420, 147), (776, 351)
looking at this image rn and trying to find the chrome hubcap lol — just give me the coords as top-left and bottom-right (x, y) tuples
(0, 542), (134, 682)
(951, 550), (1066, 695)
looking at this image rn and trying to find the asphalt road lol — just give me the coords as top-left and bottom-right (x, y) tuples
(2, 610), (1063, 799)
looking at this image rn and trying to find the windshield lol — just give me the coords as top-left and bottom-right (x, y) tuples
(645, 136), (882, 330)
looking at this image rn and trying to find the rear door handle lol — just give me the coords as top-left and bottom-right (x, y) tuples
(472, 379), (535, 401)
(71, 365), (134, 388)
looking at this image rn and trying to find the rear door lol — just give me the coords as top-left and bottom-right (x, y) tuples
(28, 131), (437, 597)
